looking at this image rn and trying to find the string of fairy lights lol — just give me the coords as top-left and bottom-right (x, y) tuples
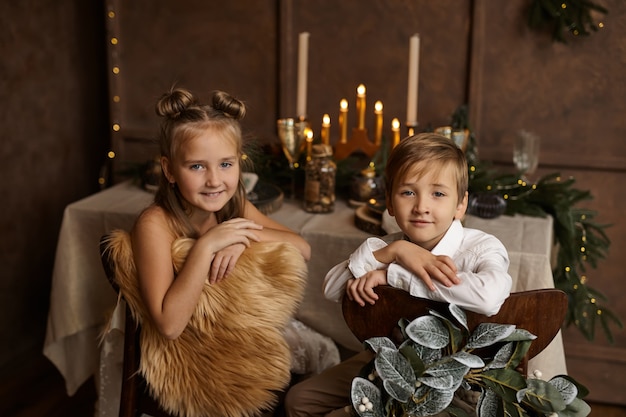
(466, 156), (619, 342)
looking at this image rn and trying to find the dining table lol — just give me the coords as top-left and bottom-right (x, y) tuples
(43, 180), (567, 416)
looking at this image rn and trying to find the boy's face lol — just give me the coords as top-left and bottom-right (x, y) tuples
(387, 162), (468, 251)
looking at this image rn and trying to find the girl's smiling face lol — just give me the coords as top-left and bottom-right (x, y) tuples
(162, 127), (240, 222)
(387, 161), (468, 251)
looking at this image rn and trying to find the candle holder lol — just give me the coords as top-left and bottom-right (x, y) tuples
(334, 127), (379, 160)
(406, 123), (418, 137)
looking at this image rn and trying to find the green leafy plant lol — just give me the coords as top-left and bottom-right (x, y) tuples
(527, 0), (608, 43)
(350, 304), (590, 417)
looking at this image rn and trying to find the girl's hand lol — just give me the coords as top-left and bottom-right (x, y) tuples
(209, 243), (246, 284)
(199, 217), (262, 253)
(346, 269), (388, 306)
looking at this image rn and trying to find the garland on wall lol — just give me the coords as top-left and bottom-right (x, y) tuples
(527, 0), (608, 42)
(450, 106), (622, 343)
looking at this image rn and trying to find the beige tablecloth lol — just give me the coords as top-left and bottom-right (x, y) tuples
(43, 181), (566, 415)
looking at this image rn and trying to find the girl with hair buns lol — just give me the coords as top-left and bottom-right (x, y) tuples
(131, 87), (311, 340)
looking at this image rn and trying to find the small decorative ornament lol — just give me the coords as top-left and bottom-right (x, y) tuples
(467, 193), (507, 219)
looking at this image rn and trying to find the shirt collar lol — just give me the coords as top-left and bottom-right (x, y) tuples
(430, 219), (464, 257)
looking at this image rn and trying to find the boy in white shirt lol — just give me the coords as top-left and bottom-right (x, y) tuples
(285, 133), (512, 417)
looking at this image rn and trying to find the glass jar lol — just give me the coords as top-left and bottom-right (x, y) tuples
(304, 144), (336, 213)
(350, 166), (385, 204)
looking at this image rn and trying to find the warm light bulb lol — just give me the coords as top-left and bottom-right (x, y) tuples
(375, 101), (383, 113)
(340, 99), (348, 110)
(323, 114), (330, 125)
(357, 84), (366, 96)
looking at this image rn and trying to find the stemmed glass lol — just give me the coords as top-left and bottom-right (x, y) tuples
(276, 118), (309, 197)
(513, 130), (540, 181)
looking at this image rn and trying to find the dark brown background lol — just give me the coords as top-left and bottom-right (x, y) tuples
(2, 0), (624, 406)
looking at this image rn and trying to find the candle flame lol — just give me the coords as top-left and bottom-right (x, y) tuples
(340, 99), (348, 110)
(375, 101), (383, 113)
(357, 84), (366, 96)
(305, 128), (314, 140)
(392, 118), (400, 130)
(323, 114), (331, 125)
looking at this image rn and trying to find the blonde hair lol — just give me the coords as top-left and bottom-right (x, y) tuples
(384, 132), (468, 206)
(153, 88), (249, 238)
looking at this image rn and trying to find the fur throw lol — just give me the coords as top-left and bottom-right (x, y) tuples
(103, 230), (307, 417)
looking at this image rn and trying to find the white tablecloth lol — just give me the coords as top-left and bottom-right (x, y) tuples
(43, 181), (566, 415)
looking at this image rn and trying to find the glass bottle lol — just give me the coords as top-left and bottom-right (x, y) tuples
(304, 144), (336, 213)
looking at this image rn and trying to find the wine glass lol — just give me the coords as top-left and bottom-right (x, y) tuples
(513, 130), (540, 181)
(276, 118), (309, 197)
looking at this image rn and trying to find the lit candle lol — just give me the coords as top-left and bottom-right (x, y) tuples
(374, 101), (383, 146)
(339, 99), (348, 143)
(391, 118), (401, 148)
(356, 84), (366, 130)
(321, 114), (331, 145)
(297, 32), (310, 120)
(305, 127), (314, 160)
(406, 34), (420, 127)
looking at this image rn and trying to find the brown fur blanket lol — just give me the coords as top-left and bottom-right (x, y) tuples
(103, 230), (307, 417)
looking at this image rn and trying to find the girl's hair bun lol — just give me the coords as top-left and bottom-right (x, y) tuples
(211, 90), (246, 120)
(156, 88), (197, 119)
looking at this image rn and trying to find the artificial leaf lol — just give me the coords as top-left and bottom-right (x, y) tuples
(420, 359), (469, 391)
(477, 388), (499, 417)
(451, 351), (485, 368)
(364, 337), (397, 353)
(501, 328), (537, 342)
(405, 384), (455, 416)
(400, 339), (441, 364)
(516, 378), (566, 413)
(506, 340), (532, 370)
(481, 368), (526, 403)
(405, 315), (450, 349)
(558, 397), (592, 417)
(551, 374), (590, 398)
(383, 378), (413, 403)
(466, 323), (515, 349)
(548, 376), (579, 405)
(351, 377), (383, 417)
(485, 342), (514, 370)
(502, 399), (530, 417)
(374, 347), (415, 402)
(418, 374), (455, 390)
(449, 303), (468, 331)
(398, 342), (425, 376)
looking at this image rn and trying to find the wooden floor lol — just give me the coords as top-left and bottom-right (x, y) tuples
(1, 351), (625, 417)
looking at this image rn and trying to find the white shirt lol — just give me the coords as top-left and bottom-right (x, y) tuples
(323, 219), (512, 316)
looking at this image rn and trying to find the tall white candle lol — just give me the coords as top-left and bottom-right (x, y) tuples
(406, 34), (420, 126)
(297, 32), (310, 119)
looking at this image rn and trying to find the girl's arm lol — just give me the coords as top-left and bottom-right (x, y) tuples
(243, 200), (311, 261)
(132, 206), (261, 339)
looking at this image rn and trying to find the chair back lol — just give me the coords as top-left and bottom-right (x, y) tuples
(99, 234), (176, 417)
(342, 287), (567, 368)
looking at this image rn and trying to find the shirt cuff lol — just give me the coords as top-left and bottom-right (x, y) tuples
(348, 237), (388, 278)
(386, 262), (413, 292)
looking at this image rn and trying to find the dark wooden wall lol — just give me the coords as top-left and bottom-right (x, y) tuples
(2, 0), (624, 406)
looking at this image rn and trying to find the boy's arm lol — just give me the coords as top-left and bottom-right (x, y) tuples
(322, 237), (389, 302)
(386, 238), (512, 316)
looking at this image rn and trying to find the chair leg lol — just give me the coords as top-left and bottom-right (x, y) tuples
(119, 304), (140, 417)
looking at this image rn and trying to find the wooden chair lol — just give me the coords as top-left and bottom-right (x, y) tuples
(99, 235), (176, 417)
(342, 286), (568, 375)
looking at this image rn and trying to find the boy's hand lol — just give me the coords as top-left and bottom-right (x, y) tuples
(375, 240), (460, 291)
(346, 269), (388, 306)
